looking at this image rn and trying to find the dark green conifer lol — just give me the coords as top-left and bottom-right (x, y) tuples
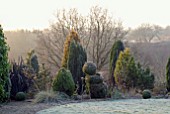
(109, 40), (124, 87)
(0, 25), (10, 102)
(166, 58), (170, 92)
(61, 30), (87, 94)
(26, 50), (39, 73)
(52, 68), (75, 96)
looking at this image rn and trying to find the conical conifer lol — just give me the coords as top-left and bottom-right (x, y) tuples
(61, 30), (87, 94)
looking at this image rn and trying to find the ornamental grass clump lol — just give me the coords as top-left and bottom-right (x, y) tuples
(34, 91), (70, 103)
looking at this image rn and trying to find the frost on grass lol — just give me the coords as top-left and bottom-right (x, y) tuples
(37, 99), (170, 114)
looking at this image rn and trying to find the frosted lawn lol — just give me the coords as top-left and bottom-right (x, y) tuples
(37, 99), (170, 114)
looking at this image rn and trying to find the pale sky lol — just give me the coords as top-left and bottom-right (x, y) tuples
(0, 0), (170, 30)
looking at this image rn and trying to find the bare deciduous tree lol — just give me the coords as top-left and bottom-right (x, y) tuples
(35, 6), (128, 72)
(87, 6), (128, 70)
(34, 29), (63, 69)
(127, 24), (163, 42)
(35, 9), (87, 70)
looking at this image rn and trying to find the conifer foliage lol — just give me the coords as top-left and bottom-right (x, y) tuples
(0, 25), (10, 102)
(26, 50), (39, 74)
(52, 68), (75, 96)
(166, 58), (170, 92)
(109, 40), (124, 87)
(61, 30), (87, 94)
(114, 48), (137, 89)
(61, 30), (81, 68)
(114, 48), (154, 91)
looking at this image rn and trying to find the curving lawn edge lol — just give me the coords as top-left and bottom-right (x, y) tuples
(37, 99), (170, 114)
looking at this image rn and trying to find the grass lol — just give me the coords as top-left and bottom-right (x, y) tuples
(36, 99), (170, 114)
(34, 90), (70, 103)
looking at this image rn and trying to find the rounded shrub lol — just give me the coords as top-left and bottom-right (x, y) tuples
(52, 68), (75, 96)
(89, 74), (103, 84)
(83, 62), (97, 75)
(15, 92), (26, 101)
(142, 90), (151, 99)
(90, 83), (107, 98)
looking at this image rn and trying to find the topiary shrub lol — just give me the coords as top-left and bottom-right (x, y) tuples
(89, 74), (103, 84)
(52, 68), (75, 96)
(15, 92), (26, 101)
(83, 62), (97, 75)
(90, 82), (107, 98)
(88, 73), (108, 98)
(85, 75), (90, 95)
(142, 90), (151, 99)
(82, 61), (108, 98)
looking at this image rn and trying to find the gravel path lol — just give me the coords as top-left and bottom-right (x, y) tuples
(37, 99), (170, 114)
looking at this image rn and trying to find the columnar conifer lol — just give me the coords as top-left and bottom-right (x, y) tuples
(61, 30), (87, 94)
(0, 25), (10, 102)
(109, 40), (124, 87)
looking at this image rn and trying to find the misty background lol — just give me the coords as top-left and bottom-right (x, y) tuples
(1, 0), (170, 92)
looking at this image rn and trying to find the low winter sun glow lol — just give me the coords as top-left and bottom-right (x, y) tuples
(0, 0), (170, 30)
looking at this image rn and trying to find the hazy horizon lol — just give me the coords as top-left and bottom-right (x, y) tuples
(1, 0), (170, 30)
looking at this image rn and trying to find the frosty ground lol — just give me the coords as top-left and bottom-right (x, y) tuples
(37, 99), (170, 114)
(1, 99), (170, 114)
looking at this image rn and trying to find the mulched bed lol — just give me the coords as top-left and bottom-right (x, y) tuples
(0, 99), (109, 114)
(0, 100), (57, 114)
